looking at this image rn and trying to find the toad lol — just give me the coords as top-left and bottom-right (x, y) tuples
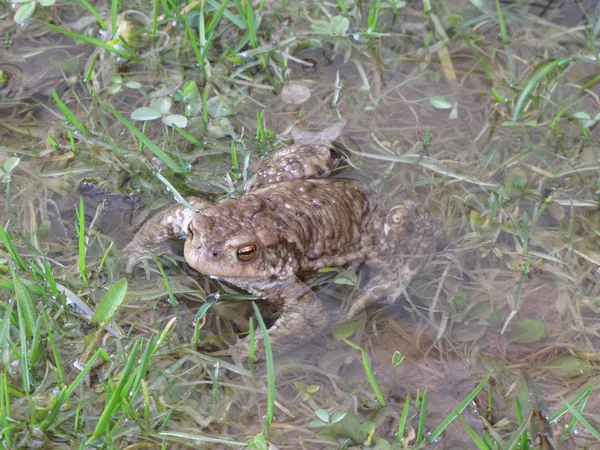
(123, 121), (435, 360)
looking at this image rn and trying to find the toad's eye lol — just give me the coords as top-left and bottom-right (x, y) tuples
(187, 225), (193, 240)
(236, 244), (257, 262)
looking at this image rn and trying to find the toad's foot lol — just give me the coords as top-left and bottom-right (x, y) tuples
(123, 197), (210, 272)
(211, 281), (330, 362)
(348, 200), (435, 318)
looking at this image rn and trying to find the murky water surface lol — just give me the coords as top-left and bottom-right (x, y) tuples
(1, 0), (599, 448)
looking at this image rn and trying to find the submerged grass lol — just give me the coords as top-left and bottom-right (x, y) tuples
(1, 0), (600, 448)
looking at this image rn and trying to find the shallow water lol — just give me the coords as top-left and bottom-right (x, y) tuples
(1, 0), (600, 448)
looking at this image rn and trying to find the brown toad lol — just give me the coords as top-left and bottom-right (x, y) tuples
(123, 121), (434, 360)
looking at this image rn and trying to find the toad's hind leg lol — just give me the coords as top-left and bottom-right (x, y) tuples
(213, 280), (330, 362)
(347, 200), (435, 319)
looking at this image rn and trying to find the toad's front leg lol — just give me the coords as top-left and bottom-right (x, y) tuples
(212, 279), (329, 362)
(123, 197), (211, 272)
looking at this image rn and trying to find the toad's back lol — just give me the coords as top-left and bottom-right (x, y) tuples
(194, 177), (379, 272)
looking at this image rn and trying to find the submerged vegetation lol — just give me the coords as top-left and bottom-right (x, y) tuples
(0, 0), (600, 448)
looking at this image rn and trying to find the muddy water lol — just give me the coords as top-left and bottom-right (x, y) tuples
(1, 0), (600, 448)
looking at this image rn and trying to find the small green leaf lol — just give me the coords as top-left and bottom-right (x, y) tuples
(334, 276), (356, 285)
(467, 302), (492, 320)
(573, 112), (591, 120)
(131, 107), (162, 121)
(308, 419), (328, 428)
(392, 351), (405, 366)
(573, 112), (595, 128)
(305, 384), (320, 394)
(92, 279), (128, 325)
(182, 80), (201, 103)
(469, 209), (483, 232)
(14, 2), (36, 24)
(206, 96), (232, 118)
(14, 278), (37, 338)
(509, 319), (545, 343)
(162, 114), (188, 128)
(429, 95), (453, 109)
(329, 15), (350, 35)
(152, 96), (172, 115)
(3, 157), (20, 173)
(40, 0), (56, 6)
(315, 409), (329, 423)
(107, 84), (122, 94)
(548, 355), (595, 378)
(449, 102), (458, 119)
(247, 433), (268, 450)
(332, 320), (357, 341)
(194, 301), (215, 323)
(331, 411), (347, 424)
(452, 292), (467, 310)
(454, 325), (486, 342)
(311, 20), (332, 35)
(125, 80), (142, 89)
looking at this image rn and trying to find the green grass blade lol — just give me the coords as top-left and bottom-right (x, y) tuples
(78, 0), (107, 29)
(0, 223), (28, 272)
(75, 197), (89, 287)
(396, 394), (410, 442)
(102, 103), (188, 173)
(193, 301), (215, 347)
(152, 258), (178, 308)
(159, 431), (246, 445)
(90, 340), (140, 439)
(549, 382), (594, 423)
(41, 258), (58, 296)
(0, 373), (13, 448)
(130, 336), (157, 396)
(210, 360), (220, 412)
(152, 0), (159, 40)
(42, 22), (133, 60)
(416, 389), (427, 443)
(28, 317), (41, 366)
(511, 57), (571, 122)
(16, 291), (31, 394)
(504, 411), (532, 450)
(495, 0), (516, 81)
(343, 339), (387, 406)
(562, 399), (600, 440)
(111, 0), (118, 39)
(12, 272), (37, 339)
(175, 125), (205, 147)
(40, 349), (103, 431)
(251, 302), (275, 428)
(0, 298), (15, 354)
(244, 0), (258, 48)
(206, 0), (229, 37)
(207, 0), (246, 29)
(247, 317), (255, 374)
(426, 371), (493, 443)
(457, 411), (491, 449)
(91, 279), (128, 326)
(41, 309), (65, 383)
